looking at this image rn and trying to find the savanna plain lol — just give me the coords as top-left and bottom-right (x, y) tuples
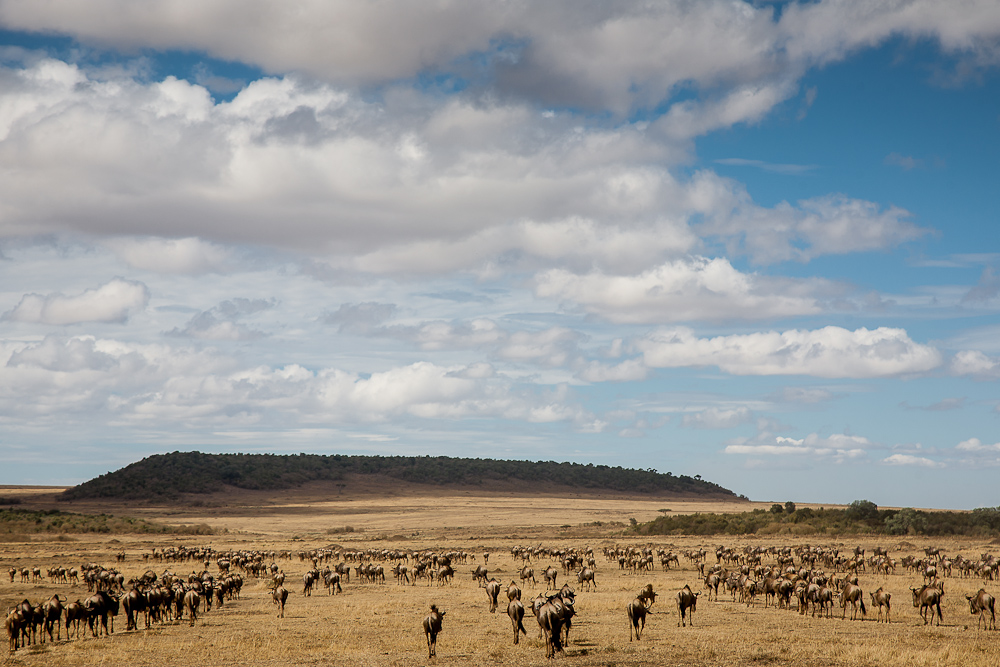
(1, 482), (997, 667)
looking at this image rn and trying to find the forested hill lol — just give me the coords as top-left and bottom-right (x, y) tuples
(59, 451), (737, 501)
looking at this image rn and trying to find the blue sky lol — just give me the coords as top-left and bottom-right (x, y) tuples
(0, 1), (998, 508)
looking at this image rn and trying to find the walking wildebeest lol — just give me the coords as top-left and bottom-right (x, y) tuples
(486, 578), (502, 613)
(520, 566), (536, 587)
(536, 593), (575, 658)
(508, 599), (527, 645)
(576, 567), (597, 591)
(870, 587), (891, 623)
(637, 583), (657, 608)
(627, 597), (647, 641)
(966, 588), (996, 630)
(271, 585), (288, 618)
(543, 566), (558, 591)
(507, 580), (522, 602)
(423, 605), (445, 658)
(911, 585), (944, 626)
(676, 585), (699, 627)
(840, 582), (867, 620)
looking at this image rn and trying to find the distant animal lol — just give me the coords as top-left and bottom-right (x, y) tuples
(627, 597), (647, 641)
(423, 605), (445, 658)
(676, 585), (699, 627)
(271, 585), (288, 618)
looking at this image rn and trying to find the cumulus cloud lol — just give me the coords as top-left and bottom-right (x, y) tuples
(4, 278), (149, 325)
(168, 298), (274, 340)
(725, 432), (875, 463)
(882, 454), (944, 468)
(534, 256), (822, 324)
(682, 406), (753, 429)
(104, 237), (233, 274)
(0, 335), (596, 427)
(955, 437), (1000, 453)
(951, 350), (1000, 379)
(638, 326), (942, 378)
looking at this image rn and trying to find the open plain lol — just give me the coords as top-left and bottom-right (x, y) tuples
(1, 483), (997, 667)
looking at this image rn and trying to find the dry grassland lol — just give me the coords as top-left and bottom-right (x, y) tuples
(1, 486), (997, 667)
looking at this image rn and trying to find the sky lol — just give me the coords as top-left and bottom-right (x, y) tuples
(0, 1), (998, 508)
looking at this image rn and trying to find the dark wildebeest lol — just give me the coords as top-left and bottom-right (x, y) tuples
(6, 609), (27, 651)
(627, 597), (647, 641)
(637, 583), (657, 608)
(966, 588), (996, 630)
(324, 571), (343, 595)
(63, 600), (88, 639)
(911, 585), (944, 626)
(423, 605), (445, 658)
(576, 567), (597, 591)
(302, 570), (317, 596)
(676, 585), (699, 627)
(123, 587), (149, 631)
(84, 591), (119, 637)
(704, 573), (721, 601)
(183, 590), (200, 626)
(41, 595), (65, 642)
(486, 578), (502, 613)
(870, 587), (891, 623)
(507, 580), (522, 602)
(536, 593), (575, 658)
(472, 565), (489, 587)
(507, 599), (527, 645)
(520, 566), (536, 588)
(543, 566), (558, 591)
(271, 585), (288, 618)
(840, 582), (867, 620)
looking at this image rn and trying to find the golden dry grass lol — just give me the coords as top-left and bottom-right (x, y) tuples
(1, 487), (997, 667)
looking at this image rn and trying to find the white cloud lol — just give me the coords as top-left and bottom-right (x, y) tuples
(638, 326), (942, 378)
(682, 406), (753, 429)
(105, 237), (233, 274)
(4, 278), (149, 325)
(725, 432), (874, 463)
(535, 256), (822, 324)
(951, 350), (1000, 379)
(955, 437), (1000, 453)
(882, 454), (944, 468)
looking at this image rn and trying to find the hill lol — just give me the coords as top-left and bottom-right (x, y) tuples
(59, 451), (738, 501)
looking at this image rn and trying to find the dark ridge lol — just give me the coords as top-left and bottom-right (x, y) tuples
(59, 451), (738, 501)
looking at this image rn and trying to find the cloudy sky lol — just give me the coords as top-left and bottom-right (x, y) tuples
(0, 1), (998, 508)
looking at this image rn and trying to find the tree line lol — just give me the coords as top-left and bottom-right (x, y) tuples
(635, 500), (1000, 537)
(59, 451), (736, 501)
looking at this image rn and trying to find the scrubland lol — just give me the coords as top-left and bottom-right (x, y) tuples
(1, 486), (997, 666)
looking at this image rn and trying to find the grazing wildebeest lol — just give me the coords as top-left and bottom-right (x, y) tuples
(271, 585), (288, 618)
(507, 599), (527, 645)
(676, 585), (699, 627)
(870, 587), (891, 623)
(911, 585), (944, 626)
(423, 605), (445, 658)
(507, 580), (522, 602)
(543, 566), (559, 591)
(472, 565), (489, 587)
(627, 597), (647, 641)
(486, 578), (502, 613)
(840, 582), (867, 620)
(637, 583), (658, 608)
(576, 567), (597, 591)
(966, 588), (996, 630)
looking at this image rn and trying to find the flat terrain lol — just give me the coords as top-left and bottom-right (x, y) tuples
(1, 486), (995, 666)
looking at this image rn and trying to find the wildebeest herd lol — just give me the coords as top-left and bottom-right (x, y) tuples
(5, 541), (999, 660)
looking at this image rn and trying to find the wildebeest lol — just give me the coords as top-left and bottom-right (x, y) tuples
(536, 593), (575, 658)
(911, 585), (944, 626)
(41, 595), (65, 642)
(507, 580), (522, 602)
(6, 608), (27, 651)
(271, 585), (288, 618)
(676, 585), (699, 627)
(704, 573), (721, 601)
(182, 590), (200, 626)
(840, 582), (867, 620)
(423, 604), (445, 658)
(486, 578), (502, 613)
(966, 588), (996, 630)
(543, 566), (558, 590)
(520, 566), (536, 587)
(83, 591), (119, 637)
(63, 600), (88, 639)
(507, 599), (527, 645)
(472, 565), (489, 587)
(576, 567), (597, 591)
(870, 587), (891, 623)
(627, 597), (647, 641)
(637, 583), (657, 608)
(123, 587), (149, 631)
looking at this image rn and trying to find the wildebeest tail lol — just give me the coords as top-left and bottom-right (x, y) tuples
(860, 599), (866, 615)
